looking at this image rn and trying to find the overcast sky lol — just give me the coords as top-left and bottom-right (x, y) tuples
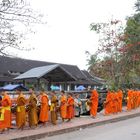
(19, 0), (136, 70)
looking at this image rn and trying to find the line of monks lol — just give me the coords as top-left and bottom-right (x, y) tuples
(0, 88), (140, 133)
(104, 89), (140, 115)
(104, 90), (123, 115)
(0, 88), (78, 133)
(126, 89), (140, 111)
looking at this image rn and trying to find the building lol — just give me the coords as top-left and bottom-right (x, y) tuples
(0, 56), (104, 90)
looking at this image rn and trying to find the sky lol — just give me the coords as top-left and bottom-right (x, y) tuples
(19, 0), (136, 70)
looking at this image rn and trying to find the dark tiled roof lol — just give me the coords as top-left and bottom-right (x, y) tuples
(14, 64), (76, 82)
(0, 56), (103, 85)
(0, 76), (14, 82)
(82, 70), (104, 85)
(0, 56), (86, 80)
(0, 56), (53, 73)
(82, 70), (93, 79)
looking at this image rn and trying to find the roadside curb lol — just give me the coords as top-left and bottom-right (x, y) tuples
(10, 111), (140, 140)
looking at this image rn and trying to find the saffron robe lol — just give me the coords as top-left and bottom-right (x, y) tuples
(104, 91), (113, 115)
(28, 94), (38, 127)
(60, 95), (67, 119)
(67, 96), (74, 119)
(117, 90), (123, 112)
(110, 93), (118, 114)
(0, 94), (11, 129)
(127, 90), (133, 111)
(39, 94), (49, 122)
(16, 93), (26, 128)
(50, 95), (58, 124)
(90, 90), (98, 117)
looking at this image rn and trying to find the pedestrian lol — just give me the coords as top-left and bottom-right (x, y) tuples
(74, 94), (82, 117)
(39, 89), (49, 126)
(117, 90), (123, 112)
(28, 87), (38, 128)
(0, 95), (2, 106)
(60, 90), (67, 122)
(50, 91), (58, 125)
(127, 89), (133, 111)
(111, 92), (117, 114)
(137, 91), (140, 107)
(66, 93), (74, 122)
(89, 89), (98, 118)
(104, 91), (112, 115)
(85, 95), (90, 115)
(0, 90), (11, 133)
(16, 88), (26, 130)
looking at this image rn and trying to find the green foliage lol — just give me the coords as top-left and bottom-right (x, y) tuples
(87, 13), (140, 90)
(123, 2), (140, 87)
(88, 1), (140, 89)
(90, 23), (108, 33)
(88, 19), (125, 89)
(125, 13), (140, 44)
(135, 0), (140, 12)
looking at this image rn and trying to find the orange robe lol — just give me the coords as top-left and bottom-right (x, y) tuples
(112, 93), (119, 113)
(133, 91), (138, 109)
(90, 90), (98, 117)
(16, 93), (26, 128)
(137, 91), (140, 107)
(28, 94), (38, 127)
(60, 95), (67, 119)
(50, 95), (58, 125)
(104, 91), (113, 115)
(39, 94), (49, 122)
(67, 96), (74, 119)
(127, 90), (133, 111)
(117, 90), (123, 112)
(0, 94), (11, 129)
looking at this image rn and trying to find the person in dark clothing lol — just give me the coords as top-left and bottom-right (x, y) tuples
(0, 95), (2, 106)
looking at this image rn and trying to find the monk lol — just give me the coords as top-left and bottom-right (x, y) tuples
(127, 89), (133, 111)
(137, 91), (140, 107)
(50, 91), (58, 125)
(89, 90), (98, 118)
(39, 89), (49, 125)
(112, 92), (119, 114)
(60, 90), (67, 122)
(66, 93), (74, 121)
(16, 89), (26, 130)
(28, 88), (38, 128)
(133, 90), (138, 109)
(104, 91), (113, 115)
(117, 90), (123, 112)
(0, 91), (11, 133)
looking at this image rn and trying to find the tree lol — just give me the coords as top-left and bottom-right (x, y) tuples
(88, 19), (125, 89)
(88, 0), (140, 89)
(121, 0), (140, 87)
(135, 0), (140, 12)
(0, 0), (43, 56)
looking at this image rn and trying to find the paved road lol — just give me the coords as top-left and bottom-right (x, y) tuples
(39, 116), (140, 140)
